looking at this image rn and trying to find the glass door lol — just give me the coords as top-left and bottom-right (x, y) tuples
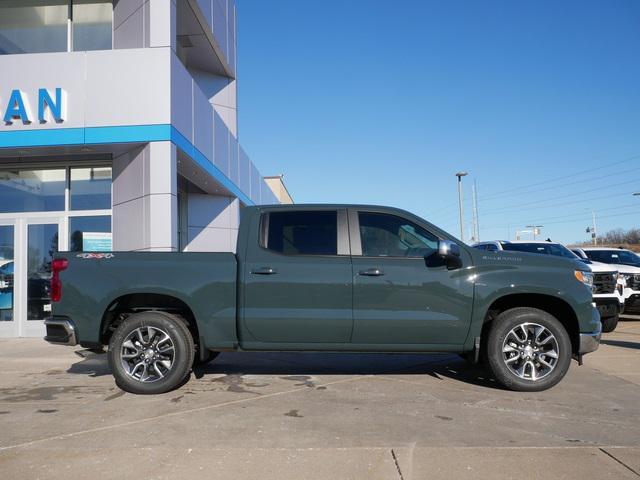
(0, 222), (16, 337)
(17, 219), (61, 337)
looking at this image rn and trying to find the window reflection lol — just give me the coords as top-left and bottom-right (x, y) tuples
(0, 1), (68, 55)
(0, 226), (15, 322)
(0, 169), (66, 213)
(70, 167), (112, 210)
(73, 1), (113, 51)
(69, 216), (112, 252)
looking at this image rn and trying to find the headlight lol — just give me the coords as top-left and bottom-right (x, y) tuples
(574, 270), (594, 288)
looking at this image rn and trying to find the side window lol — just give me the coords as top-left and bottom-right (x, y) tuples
(486, 244), (499, 252)
(264, 211), (337, 255)
(358, 212), (438, 258)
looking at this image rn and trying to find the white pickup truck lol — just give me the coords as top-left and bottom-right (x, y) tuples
(575, 247), (640, 315)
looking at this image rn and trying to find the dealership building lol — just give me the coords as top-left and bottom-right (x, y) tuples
(0, 0), (289, 337)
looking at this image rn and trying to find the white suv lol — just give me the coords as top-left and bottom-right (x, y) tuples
(576, 247), (640, 314)
(473, 241), (624, 332)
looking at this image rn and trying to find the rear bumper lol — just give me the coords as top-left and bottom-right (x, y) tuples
(44, 317), (78, 346)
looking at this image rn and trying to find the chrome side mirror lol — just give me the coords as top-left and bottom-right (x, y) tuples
(429, 240), (462, 270)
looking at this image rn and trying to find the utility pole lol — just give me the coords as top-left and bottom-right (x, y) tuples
(592, 211), (597, 245)
(472, 180), (479, 242)
(455, 172), (468, 242)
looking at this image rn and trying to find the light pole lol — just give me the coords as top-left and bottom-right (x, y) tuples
(526, 225), (543, 240)
(455, 171), (468, 241)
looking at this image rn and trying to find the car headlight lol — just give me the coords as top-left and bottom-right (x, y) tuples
(575, 270), (594, 288)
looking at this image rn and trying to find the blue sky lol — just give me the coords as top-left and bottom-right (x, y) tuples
(236, 0), (640, 244)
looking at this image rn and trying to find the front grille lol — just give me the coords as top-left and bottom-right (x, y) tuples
(593, 272), (616, 294)
(628, 274), (640, 291)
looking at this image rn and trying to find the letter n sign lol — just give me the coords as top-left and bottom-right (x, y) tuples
(38, 88), (66, 123)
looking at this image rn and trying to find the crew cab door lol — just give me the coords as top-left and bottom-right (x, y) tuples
(350, 209), (473, 346)
(240, 209), (353, 346)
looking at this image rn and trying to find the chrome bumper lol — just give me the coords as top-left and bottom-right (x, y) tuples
(44, 318), (78, 346)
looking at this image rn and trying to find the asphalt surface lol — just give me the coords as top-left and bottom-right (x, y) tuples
(0, 318), (638, 479)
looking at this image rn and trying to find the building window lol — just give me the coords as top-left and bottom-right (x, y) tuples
(0, 0), (112, 55)
(72, 1), (112, 51)
(0, 169), (66, 213)
(69, 215), (111, 252)
(70, 167), (112, 210)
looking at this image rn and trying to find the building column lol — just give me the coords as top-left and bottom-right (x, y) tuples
(112, 141), (178, 251)
(184, 194), (240, 252)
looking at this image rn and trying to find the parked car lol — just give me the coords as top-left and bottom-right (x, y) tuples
(576, 247), (640, 313)
(473, 241), (623, 332)
(45, 205), (601, 394)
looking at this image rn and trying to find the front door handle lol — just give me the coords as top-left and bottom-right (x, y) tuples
(251, 267), (277, 275)
(359, 268), (384, 277)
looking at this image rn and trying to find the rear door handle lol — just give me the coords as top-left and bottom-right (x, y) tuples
(359, 268), (384, 277)
(251, 267), (277, 275)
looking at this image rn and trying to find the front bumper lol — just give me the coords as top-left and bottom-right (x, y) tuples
(594, 297), (620, 318)
(44, 317), (78, 346)
(578, 306), (601, 355)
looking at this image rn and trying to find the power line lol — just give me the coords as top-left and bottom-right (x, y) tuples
(479, 153), (640, 201)
(478, 166), (640, 203)
(481, 182), (640, 216)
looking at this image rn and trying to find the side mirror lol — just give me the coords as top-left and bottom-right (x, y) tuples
(426, 240), (462, 270)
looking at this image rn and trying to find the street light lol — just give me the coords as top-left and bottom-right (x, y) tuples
(526, 225), (543, 240)
(455, 171), (468, 241)
(633, 192), (640, 196)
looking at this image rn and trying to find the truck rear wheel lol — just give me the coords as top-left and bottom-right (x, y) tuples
(483, 307), (572, 392)
(601, 315), (618, 333)
(108, 311), (195, 394)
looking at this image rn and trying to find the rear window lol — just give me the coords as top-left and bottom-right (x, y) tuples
(263, 211), (337, 256)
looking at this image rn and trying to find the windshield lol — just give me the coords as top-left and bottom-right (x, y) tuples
(501, 243), (578, 259)
(584, 250), (640, 267)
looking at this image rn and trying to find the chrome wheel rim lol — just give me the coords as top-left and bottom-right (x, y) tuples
(121, 326), (175, 383)
(502, 323), (559, 381)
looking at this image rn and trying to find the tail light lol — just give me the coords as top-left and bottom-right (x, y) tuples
(51, 258), (68, 302)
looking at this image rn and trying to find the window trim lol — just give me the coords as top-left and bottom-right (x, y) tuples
(349, 208), (441, 259)
(258, 208), (350, 257)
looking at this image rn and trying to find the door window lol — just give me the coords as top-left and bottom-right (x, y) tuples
(263, 211), (337, 256)
(27, 224), (58, 321)
(358, 212), (437, 258)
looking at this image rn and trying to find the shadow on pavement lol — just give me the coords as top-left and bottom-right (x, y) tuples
(601, 339), (640, 350)
(65, 351), (504, 390)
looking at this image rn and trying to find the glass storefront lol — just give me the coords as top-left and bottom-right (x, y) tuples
(0, 164), (112, 336)
(0, 225), (14, 322)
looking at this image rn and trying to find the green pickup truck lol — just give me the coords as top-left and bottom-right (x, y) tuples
(44, 205), (601, 394)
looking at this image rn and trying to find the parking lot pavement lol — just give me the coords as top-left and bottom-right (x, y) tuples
(0, 320), (638, 480)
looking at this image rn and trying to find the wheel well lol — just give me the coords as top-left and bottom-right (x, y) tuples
(100, 294), (200, 348)
(482, 294), (580, 354)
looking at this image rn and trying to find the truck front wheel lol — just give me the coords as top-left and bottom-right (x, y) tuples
(108, 311), (195, 394)
(601, 315), (618, 333)
(484, 307), (572, 392)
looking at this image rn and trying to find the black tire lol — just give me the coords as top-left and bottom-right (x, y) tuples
(601, 315), (618, 333)
(483, 307), (572, 392)
(193, 350), (220, 366)
(108, 311), (195, 394)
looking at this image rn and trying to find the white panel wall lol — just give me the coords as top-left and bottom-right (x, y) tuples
(112, 142), (178, 251)
(184, 194), (240, 252)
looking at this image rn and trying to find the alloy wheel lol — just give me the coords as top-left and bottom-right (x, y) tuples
(501, 322), (559, 381)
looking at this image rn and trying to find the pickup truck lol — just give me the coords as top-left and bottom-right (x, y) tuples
(44, 205), (601, 394)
